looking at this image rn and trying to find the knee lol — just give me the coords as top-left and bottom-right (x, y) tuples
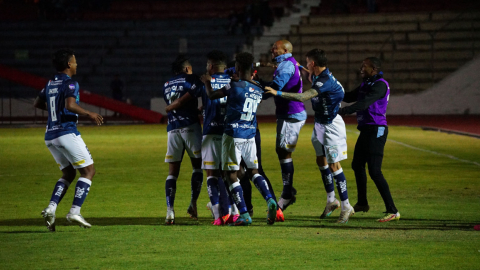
(62, 168), (76, 182)
(367, 165), (383, 180)
(81, 165), (96, 180)
(351, 158), (366, 172)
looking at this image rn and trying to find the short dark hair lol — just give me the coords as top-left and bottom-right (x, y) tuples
(365, 57), (381, 70)
(207, 50), (227, 66)
(52, 48), (75, 72)
(171, 54), (191, 74)
(305, 49), (327, 67)
(235, 52), (254, 73)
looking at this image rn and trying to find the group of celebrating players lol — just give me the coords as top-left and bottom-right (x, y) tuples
(36, 39), (401, 231)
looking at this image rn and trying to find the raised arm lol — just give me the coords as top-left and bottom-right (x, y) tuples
(166, 92), (193, 113)
(200, 74), (227, 100)
(264, 86), (318, 102)
(66, 97), (103, 125)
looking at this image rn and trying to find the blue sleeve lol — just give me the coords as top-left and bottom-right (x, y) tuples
(272, 61), (295, 90)
(187, 75), (203, 98)
(66, 81), (79, 98)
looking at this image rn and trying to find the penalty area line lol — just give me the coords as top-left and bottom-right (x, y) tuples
(346, 129), (480, 168)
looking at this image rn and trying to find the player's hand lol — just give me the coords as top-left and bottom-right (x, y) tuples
(87, 112), (103, 125)
(165, 105), (172, 113)
(200, 74), (212, 83)
(264, 86), (277, 96)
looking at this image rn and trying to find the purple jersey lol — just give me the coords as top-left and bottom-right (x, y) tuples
(356, 78), (390, 127)
(273, 57), (305, 116)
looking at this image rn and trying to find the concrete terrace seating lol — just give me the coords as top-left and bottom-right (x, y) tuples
(281, 11), (480, 94)
(0, 19), (244, 109)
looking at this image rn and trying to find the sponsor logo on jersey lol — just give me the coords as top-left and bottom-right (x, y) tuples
(211, 78), (215, 82)
(249, 87), (254, 92)
(48, 88), (58, 94)
(164, 82), (169, 87)
(316, 82), (324, 88)
(69, 84), (75, 90)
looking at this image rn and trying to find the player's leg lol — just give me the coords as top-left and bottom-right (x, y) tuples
(244, 137), (277, 225)
(351, 130), (370, 212)
(255, 128), (282, 221)
(276, 119), (305, 210)
(222, 134), (251, 225)
(366, 126), (400, 222)
(164, 129), (185, 225)
(183, 123), (203, 220)
(311, 124), (339, 219)
(238, 161), (253, 216)
(327, 162), (354, 223)
(42, 139), (76, 231)
(56, 134), (95, 228)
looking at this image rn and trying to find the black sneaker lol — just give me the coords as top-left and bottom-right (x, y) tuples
(353, 203), (370, 213)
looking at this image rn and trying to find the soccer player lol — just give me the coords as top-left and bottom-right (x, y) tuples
(265, 49), (355, 223)
(338, 57), (400, 222)
(162, 55), (204, 225)
(166, 50), (234, 225)
(201, 52), (278, 226)
(34, 48), (103, 231)
(263, 40), (306, 211)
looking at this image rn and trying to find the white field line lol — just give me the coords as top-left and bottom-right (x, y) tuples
(346, 129), (480, 167)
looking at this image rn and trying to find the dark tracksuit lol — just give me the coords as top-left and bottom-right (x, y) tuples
(339, 73), (398, 214)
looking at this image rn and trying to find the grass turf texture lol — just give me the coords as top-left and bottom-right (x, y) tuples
(1, 123), (479, 269)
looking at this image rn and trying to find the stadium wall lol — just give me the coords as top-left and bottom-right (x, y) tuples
(387, 56), (480, 115)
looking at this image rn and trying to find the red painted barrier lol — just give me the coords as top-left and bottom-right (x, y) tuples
(0, 64), (164, 123)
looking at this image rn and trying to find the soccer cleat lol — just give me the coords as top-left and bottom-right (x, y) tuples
(278, 195), (296, 211)
(221, 214), (230, 224)
(266, 198), (277, 225)
(229, 213), (252, 226)
(225, 214), (240, 225)
(336, 205), (355, 224)
(212, 218), (223, 226)
(353, 203), (370, 213)
(206, 202), (214, 219)
(41, 208), (56, 232)
(276, 208), (285, 222)
(377, 212), (400, 222)
(187, 203), (198, 220)
(320, 199), (340, 219)
(165, 210), (175, 225)
(66, 213), (91, 228)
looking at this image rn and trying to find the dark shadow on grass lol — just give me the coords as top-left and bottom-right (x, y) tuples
(0, 217), (211, 228)
(0, 217), (476, 231)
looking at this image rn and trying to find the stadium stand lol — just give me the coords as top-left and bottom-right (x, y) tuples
(278, 8), (480, 94)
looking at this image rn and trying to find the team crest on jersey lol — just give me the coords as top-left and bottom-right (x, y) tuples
(164, 82), (169, 87)
(316, 82), (324, 88)
(249, 87), (254, 92)
(211, 78), (215, 82)
(69, 84), (75, 90)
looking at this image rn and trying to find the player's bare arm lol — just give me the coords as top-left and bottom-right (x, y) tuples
(33, 96), (47, 110)
(66, 97), (104, 125)
(166, 92), (193, 113)
(200, 74), (227, 100)
(264, 86), (318, 102)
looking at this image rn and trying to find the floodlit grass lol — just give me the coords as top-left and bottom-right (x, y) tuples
(1, 123), (479, 269)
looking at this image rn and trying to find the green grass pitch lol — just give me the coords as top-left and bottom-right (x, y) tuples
(1, 123), (479, 269)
